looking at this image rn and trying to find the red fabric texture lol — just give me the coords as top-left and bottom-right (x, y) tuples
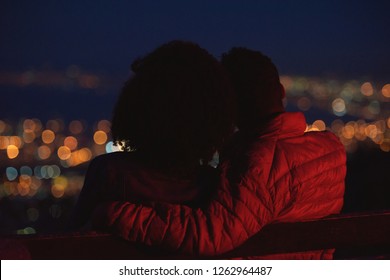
(93, 153), (201, 204)
(92, 112), (346, 258)
(71, 151), (214, 229)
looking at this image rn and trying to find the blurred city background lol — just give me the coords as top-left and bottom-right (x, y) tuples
(1, 1), (389, 235)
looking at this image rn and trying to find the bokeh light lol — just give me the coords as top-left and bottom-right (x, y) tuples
(51, 184), (65, 198)
(46, 120), (62, 133)
(16, 227), (36, 235)
(7, 145), (19, 159)
(365, 124), (378, 139)
(3, 181), (18, 196)
(97, 120), (111, 133)
(18, 174), (32, 196)
(51, 176), (68, 198)
(20, 166), (33, 176)
(77, 148), (92, 162)
(29, 176), (42, 196)
(6, 167), (18, 181)
(23, 119), (36, 131)
(332, 98), (346, 116)
(42, 129), (55, 144)
(342, 124), (355, 139)
(381, 84), (390, 98)
(354, 121), (367, 141)
(64, 136), (78, 150)
(57, 146), (71, 160)
(360, 82), (374, 96)
(23, 131), (36, 143)
(312, 120), (326, 131)
(0, 136), (9, 149)
(380, 140), (390, 152)
(37, 145), (52, 160)
(9, 136), (22, 148)
(93, 130), (108, 145)
(69, 120), (83, 134)
(0, 120), (6, 134)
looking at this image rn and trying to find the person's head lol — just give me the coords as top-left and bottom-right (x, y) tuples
(221, 47), (285, 130)
(112, 40), (235, 176)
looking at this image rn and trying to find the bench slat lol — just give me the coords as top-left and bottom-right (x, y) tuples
(2, 211), (390, 259)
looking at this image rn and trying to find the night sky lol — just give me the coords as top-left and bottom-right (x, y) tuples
(1, 0), (390, 121)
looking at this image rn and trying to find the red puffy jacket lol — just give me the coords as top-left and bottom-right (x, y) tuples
(93, 112), (346, 257)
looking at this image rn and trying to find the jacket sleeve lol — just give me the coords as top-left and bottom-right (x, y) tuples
(92, 165), (275, 256)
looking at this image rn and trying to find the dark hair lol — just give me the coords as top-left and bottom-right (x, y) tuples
(221, 47), (284, 129)
(112, 41), (235, 176)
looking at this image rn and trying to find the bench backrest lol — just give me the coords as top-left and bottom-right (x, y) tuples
(2, 211), (390, 259)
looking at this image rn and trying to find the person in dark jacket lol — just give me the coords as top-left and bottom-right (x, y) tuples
(70, 41), (235, 229)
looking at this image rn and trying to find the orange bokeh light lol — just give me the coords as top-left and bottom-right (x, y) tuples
(360, 82), (374, 96)
(93, 130), (107, 145)
(9, 136), (23, 148)
(23, 131), (36, 143)
(380, 141), (390, 152)
(37, 145), (52, 160)
(57, 146), (71, 160)
(312, 120), (326, 131)
(78, 148), (92, 162)
(0, 120), (7, 133)
(18, 175), (32, 196)
(69, 120), (83, 135)
(342, 125), (355, 139)
(97, 120), (111, 133)
(51, 184), (65, 198)
(382, 84), (390, 98)
(42, 129), (55, 144)
(0, 136), (9, 149)
(7, 145), (19, 159)
(64, 136), (78, 150)
(23, 119), (36, 131)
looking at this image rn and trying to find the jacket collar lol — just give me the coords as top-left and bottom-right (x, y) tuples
(276, 112), (307, 139)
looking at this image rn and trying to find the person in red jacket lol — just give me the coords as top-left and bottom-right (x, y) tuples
(92, 48), (346, 259)
(70, 41), (235, 229)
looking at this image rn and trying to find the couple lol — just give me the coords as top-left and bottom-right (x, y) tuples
(72, 41), (346, 259)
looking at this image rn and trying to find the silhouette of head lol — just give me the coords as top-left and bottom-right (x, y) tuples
(221, 47), (285, 130)
(112, 41), (235, 176)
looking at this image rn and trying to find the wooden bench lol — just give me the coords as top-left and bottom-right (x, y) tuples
(1, 211), (390, 259)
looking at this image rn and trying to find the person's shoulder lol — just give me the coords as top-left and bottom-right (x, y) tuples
(89, 152), (137, 168)
(304, 130), (343, 147)
(299, 130), (346, 161)
(93, 151), (133, 160)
